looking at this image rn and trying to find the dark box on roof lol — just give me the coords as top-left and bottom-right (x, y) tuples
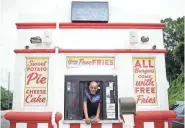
(71, 1), (109, 22)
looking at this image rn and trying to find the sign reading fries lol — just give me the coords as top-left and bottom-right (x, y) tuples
(24, 58), (49, 106)
(66, 56), (115, 68)
(133, 58), (158, 106)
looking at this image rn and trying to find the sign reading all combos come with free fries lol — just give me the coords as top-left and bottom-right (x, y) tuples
(66, 56), (115, 68)
(24, 58), (49, 106)
(133, 58), (158, 106)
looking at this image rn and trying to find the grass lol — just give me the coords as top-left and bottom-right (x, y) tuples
(168, 72), (184, 108)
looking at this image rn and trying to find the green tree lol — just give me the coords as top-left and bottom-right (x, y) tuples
(1, 86), (13, 110)
(165, 51), (181, 82)
(176, 17), (184, 42)
(161, 18), (178, 50)
(161, 17), (184, 82)
(173, 42), (184, 71)
(163, 16), (185, 108)
(174, 17), (184, 71)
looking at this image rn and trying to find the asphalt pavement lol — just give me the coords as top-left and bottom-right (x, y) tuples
(1, 111), (10, 128)
(1, 117), (10, 128)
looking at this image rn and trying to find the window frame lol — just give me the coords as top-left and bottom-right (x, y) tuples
(64, 75), (118, 120)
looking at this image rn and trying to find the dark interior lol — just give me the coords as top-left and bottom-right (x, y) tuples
(64, 75), (118, 120)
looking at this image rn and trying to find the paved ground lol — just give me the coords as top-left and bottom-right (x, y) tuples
(1, 117), (9, 128)
(1, 111), (10, 128)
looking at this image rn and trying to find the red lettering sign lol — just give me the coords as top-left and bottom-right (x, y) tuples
(27, 73), (46, 85)
(133, 58), (157, 106)
(25, 94), (46, 103)
(67, 57), (115, 67)
(24, 58), (49, 106)
(134, 60), (154, 68)
(136, 95), (156, 104)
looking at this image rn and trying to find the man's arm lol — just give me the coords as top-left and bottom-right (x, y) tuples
(83, 101), (91, 124)
(83, 88), (91, 124)
(95, 103), (100, 118)
(83, 101), (89, 119)
(83, 89), (89, 119)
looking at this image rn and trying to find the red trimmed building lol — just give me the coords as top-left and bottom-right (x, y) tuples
(5, 1), (176, 128)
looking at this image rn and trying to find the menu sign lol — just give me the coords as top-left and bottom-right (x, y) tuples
(24, 57), (49, 106)
(66, 56), (115, 68)
(133, 58), (158, 106)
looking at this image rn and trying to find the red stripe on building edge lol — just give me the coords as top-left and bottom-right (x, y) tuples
(59, 23), (165, 29)
(14, 49), (55, 53)
(70, 123), (102, 128)
(91, 123), (101, 128)
(134, 121), (144, 128)
(4, 112), (62, 128)
(58, 49), (167, 53)
(154, 121), (164, 128)
(48, 123), (55, 128)
(27, 122), (37, 128)
(14, 49), (167, 53)
(15, 22), (164, 29)
(112, 123), (122, 128)
(70, 123), (80, 128)
(16, 23), (57, 29)
(10, 122), (16, 128)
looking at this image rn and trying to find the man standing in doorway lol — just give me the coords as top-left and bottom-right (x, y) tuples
(83, 81), (100, 124)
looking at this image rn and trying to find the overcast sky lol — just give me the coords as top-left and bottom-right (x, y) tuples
(0, 0), (184, 91)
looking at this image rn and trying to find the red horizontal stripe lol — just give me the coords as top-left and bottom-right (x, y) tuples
(135, 111), (176, 121)
(14, 49), (167, 53)
(14, 49), (55, 53)
(15, 22), (164, 29)
(16, 23), (56, 29)
(69, 123), (122, 128)
(59, 23), (164, 29)
(4, 112), (62, 122)
(58, 49), (167, 53)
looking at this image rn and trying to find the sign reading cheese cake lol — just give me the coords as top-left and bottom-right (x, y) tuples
(133, 58), (158, 106)
(66, 56), (115, 68)
(24, 57), (49, 106)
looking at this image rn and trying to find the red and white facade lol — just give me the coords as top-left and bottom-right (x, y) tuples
(4, 0), (177, 128)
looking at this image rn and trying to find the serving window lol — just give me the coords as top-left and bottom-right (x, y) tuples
(64, 75), (118, 120)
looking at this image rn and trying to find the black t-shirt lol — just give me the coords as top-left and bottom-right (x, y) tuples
(84, 88), (100, 117)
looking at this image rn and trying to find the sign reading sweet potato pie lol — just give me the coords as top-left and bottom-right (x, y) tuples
(24, 57), (49, 106)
